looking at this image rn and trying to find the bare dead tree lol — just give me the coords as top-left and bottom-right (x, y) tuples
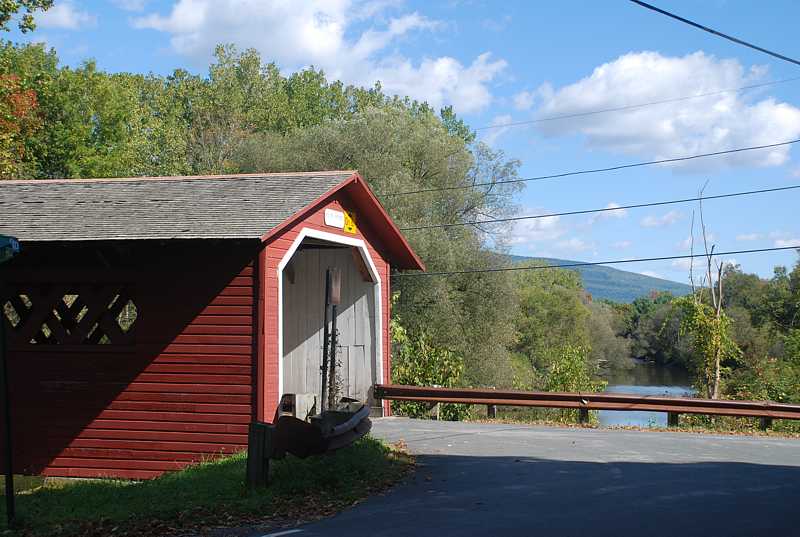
(685, 181), (727, 399)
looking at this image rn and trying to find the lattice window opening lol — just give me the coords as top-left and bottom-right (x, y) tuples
(2, 294), (32, 329)
(1, 287), (138, 345)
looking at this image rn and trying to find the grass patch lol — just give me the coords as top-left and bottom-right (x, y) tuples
(1, 436), (412, 537)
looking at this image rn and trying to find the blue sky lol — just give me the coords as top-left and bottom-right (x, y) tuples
(11, 0), (800, 283)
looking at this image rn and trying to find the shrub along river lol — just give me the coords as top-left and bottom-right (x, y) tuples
(599, 360), (695, 428)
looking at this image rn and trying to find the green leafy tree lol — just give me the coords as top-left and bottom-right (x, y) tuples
(587, 300), (632, 370)
(514, 263), (590, 371)
(544, 345), (605, 422)
(0, 0), (52, 33)
(390, 312), (470, 420)
(674, 294), (741, 399)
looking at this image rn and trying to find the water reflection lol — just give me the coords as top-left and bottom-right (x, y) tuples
(599, 361), (696, 428)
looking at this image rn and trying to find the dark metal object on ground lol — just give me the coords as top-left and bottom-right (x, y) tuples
(246, 396), (372, 489)
(0, 235), (19, 524)
(375, 384), (800, 425)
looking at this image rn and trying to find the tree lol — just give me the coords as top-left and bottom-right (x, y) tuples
(0, 0), (52, 33)
(514, 264), (590, 371)
(0, 72), (39, 177)
(676, 202), (741, 398)
(587, 300), (632, 370)
(237, 102), (523, 387)
(390, 312), (469, 420)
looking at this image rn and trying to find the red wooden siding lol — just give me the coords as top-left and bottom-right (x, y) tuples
(261, 191), (393, 420)
(0, 241), (260, 479)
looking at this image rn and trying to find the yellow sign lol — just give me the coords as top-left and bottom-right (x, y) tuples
(343, 210), (358, 234)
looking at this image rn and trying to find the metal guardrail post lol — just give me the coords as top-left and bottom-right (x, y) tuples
(578, 408), (589, 424)
(487, 404), (497, 419)
(668, 412), (680, 427)
(760, 417), (773, 431)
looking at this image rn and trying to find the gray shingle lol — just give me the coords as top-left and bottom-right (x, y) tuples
(0, 172), (354, 241)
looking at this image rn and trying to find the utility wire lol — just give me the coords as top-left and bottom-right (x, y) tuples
(392, 246), (800, 278)
(386, 139), (800, 196)
(476, 76), (800, 131)
(398, 184), (800, 231)
(630, 0), (800, 67)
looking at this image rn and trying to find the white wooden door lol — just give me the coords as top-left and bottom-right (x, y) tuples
(282, 246), (376, 403)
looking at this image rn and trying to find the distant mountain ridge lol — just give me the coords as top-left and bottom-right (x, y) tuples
(510, 255), (692, 303)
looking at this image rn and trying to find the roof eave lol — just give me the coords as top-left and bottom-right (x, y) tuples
(260, 172), (425, 272)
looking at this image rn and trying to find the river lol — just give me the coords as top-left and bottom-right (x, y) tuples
(599, 360), (695, 428)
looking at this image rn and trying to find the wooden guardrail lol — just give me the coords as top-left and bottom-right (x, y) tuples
(374, 384), (800, 429)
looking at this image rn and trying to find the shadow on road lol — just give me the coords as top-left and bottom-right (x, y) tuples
(295, 454), (798, 537)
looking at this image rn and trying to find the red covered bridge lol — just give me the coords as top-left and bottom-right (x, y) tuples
(0, 171), (423, 479)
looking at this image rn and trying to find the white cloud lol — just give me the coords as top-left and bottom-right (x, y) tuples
(590, 202), (627, 224)
(677, 232), (715, 250)
(673, 256), (736, 279)
(513, 90), (535, 111)
(534, 51), (800, 171)
(509, 213), (566, 247)
(112, 0), (149, 10)
(133, 0), (506, 113)
(481, 114), (513, 146)
(672, 258), (694, 271)
(482, 15), (511, 32)
(36, 1), (96, 29)
(775, 238), (800, 248)
(641, 210), (682, 228)
(640, 270), (663, 279)
(612, 240), (632, 249)
(556, 237), (592, 252)
(736, 233), (763, 241)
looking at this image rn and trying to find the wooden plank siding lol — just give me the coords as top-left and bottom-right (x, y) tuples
(0, 241), (260, 479)
(262, 191), (392, 420)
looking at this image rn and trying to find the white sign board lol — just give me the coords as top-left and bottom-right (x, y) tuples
(324, 208), (345, 229)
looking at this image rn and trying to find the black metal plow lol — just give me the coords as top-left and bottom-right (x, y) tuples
(245, 396), (372, 488)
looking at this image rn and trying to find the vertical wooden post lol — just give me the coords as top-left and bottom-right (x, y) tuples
(578, 408), (589, 424)
(759, 417), (773, 431)
(668, 412), (680, 427)
(0, 309), (14, 524)
(487, 404), (497, 419)
(246, 422), (274, 490)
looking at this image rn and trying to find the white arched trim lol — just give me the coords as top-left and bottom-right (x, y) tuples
(276, 227), (383, 402)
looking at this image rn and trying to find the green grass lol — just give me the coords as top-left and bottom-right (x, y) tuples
(1, 436), (412, 537)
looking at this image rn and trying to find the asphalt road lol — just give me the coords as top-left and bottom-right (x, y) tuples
(257, 419), (800, 537)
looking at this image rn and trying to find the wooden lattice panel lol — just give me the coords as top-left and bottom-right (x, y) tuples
(1, 284), (137, 345)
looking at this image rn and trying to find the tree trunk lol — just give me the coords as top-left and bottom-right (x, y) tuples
(712, 345), (721, 399)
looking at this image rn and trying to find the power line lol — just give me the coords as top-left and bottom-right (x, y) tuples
(386, 139), (800, 196)
(398, 184), (800, 231)
(392, 246), (800, 278)
(630, 0), (800, 67)
(475, 76), (800, 131)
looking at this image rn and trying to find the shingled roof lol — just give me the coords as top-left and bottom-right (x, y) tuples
(0, 171), (355, 242)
